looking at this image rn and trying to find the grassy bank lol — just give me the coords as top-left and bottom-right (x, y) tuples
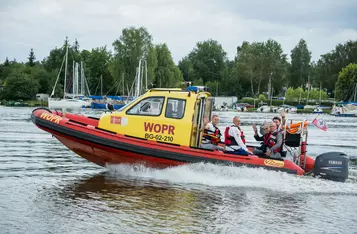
(1, 100), (48, 107)
(238, 98), (334, 107)
(240, 108), (330, 114)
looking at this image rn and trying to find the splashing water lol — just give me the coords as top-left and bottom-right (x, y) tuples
(106, 162), (357, 195)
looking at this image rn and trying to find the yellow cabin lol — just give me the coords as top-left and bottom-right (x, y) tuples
(98, 86), (214, 148)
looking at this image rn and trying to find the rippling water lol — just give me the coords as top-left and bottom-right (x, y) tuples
(1, 106), (357, 234)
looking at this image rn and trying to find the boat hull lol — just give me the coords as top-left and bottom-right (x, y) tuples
(48, 98), (91, 109)
(90, 102), (125, 109)
(31, 108), (308, 175)
(332, 114), (357, 117)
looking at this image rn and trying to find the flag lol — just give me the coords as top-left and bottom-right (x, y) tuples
(312, 118), (327, 131)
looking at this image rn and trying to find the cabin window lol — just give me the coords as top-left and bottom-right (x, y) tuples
(126, 96), (165, 116)
(165, 98), (186, 119)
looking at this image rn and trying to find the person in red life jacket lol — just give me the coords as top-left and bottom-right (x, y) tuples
(273, 110), (286, 132)
(265, 122), (283, 159)
(200, 115), (225, 151)
(252, 123), (270, 156)
(224, 116), (253, 155)
(272, 111), (288, 157)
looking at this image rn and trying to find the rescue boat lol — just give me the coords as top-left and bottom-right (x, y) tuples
(31, 86), (349, 182)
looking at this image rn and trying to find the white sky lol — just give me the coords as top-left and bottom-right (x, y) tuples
(1, 0), (356, 63)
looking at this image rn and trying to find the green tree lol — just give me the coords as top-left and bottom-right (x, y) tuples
(112, 27), (153, 89)
(189, 39), (227, 85)
(289, 39), (311, 88)
(27, 48), (36, 67)
(265, 39), (289, 96)
(30, 66), (55, 94)
(219, 60), (242, 96)
(4, 57), (10, 66)
(178, 56), (194, 81)
(146, 46), (158, 87)
(234, 40), (287, 97)
(154, 43), (183, 87)
(2, 66), (40, 100)
(86, 46), (113, 95)
(73, 39), (80, 52)
(285, 88), (295, 101)
(235, 41), (255, 96)
(314, 40), (357, 96)
(1, 58), (12, 83)
(336, 63), (357, 101)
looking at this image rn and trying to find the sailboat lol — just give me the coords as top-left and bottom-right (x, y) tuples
(330, 83), (357, 117)
(89, 59), (146, 109)
(313, 83), (324, 114)
(48, 41), (91, 109)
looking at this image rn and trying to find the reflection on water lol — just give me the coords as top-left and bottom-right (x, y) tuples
(1, 106), (357, 233)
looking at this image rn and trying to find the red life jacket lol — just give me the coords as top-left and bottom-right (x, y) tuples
(263, 132), (271, 145)
(224, 125), (246, 145)
(266, 131), (281, 153)
(202, 124), (221, 145)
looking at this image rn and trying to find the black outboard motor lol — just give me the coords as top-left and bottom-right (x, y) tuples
(313, 152), (349, 182)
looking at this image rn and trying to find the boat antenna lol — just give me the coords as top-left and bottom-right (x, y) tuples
(63, 37), (69, 99)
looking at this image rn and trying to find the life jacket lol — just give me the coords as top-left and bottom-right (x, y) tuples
(266, 131), (281, 153)
(263, 132), (272, 146)
(202, 124), (222, 145)
(224, 125), (246, 146)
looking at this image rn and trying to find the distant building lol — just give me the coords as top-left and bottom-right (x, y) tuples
(213, 96), (237, 109)
(36, 93), (49, 102)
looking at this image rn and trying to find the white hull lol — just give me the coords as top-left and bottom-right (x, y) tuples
(331, 104), (357, 117)
(276, 107), (297, 114)
(257, 106), (271, 113)
(48, 98), (91, 109)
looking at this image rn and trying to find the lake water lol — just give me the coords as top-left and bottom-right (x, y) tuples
(0, 106), (356, 234)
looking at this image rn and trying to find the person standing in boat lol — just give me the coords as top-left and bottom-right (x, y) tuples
(252, 123), (270, 156)
(273, 110), (286, 132)
(224, 116), (253, 155)
(201, 115), (225, 151)
(265, 122), (283, 159)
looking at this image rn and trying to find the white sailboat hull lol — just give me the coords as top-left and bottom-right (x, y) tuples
(257, 106), (271, 113)
(48, 98), (91, 109)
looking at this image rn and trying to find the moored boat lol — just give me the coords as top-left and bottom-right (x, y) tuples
(331, 103), (357, 117)
(31, 86), (350, 182)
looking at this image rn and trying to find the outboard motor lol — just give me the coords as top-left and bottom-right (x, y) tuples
(313, 152), (349, 182)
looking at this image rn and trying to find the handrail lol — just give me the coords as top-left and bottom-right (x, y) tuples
(284, 118), (309, 169)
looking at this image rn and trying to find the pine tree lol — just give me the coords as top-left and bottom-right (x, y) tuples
(73, 38), (80, 52)
(4, 57), (10, 66)
(64, 36), (69, 48)
(27, 48), (36, 67)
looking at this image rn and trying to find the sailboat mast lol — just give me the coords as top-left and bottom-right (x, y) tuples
(100, 74), (103, 96)
(319, 82), (322, 105)
(80, 62), (85, 95)
(63, 39), (69, 99)
(122, 73), (125, 96)
(306, 75), (310, 105)
(72, 61), (75, 94)
(137, 59), (142, 96)
(144, 60), (148, 90)
(74, 62), (79, 95)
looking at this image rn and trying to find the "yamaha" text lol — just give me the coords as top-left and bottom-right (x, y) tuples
(328, 160), (342, 165)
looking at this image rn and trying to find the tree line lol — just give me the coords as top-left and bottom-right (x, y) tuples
(0, 26), (356, 102)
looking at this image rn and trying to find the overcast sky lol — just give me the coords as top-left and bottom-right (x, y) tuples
(1, 0), (357, 64)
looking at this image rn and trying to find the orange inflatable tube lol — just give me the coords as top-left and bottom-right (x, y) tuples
(282, 121), (309, 134)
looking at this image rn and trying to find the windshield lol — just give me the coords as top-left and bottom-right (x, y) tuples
(115, 95), (143, 112)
